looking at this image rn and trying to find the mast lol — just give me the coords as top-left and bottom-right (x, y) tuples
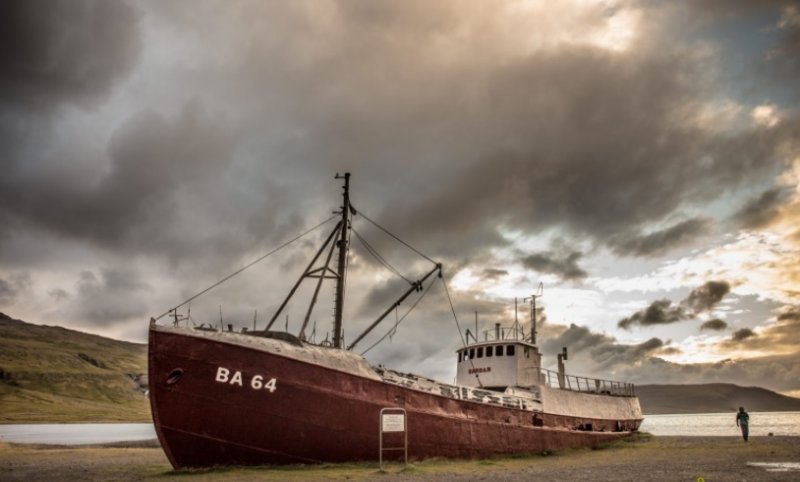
(333, 172), (351, 348)
(529, 282), (543, 345)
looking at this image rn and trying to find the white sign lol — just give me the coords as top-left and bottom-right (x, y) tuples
(382, 413), (405, 432)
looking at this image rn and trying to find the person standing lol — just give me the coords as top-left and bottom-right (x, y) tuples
(736, 406), (750, 442)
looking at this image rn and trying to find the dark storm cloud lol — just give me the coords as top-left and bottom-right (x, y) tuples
(4, 0), (799, 271)
(685, 281), (731, 313)
(521, 250), (587, 282)
(0, 102), (236, 264)
(716, 305), (800, 353)
(327, 0), (800, 257)
(767, 5), (800, 84)
(0, 0), (141, 110)
(540, 323), (664, 374)
(481, 269), (509, 280)
(731, 186), (792, 229)
(655, 346), (683, 356)
(700, 318), (728, 331)
(778, 309), (800, 321)
(618, 280), (731, 329)
(0, 278), (16, 306)
(0, 274), (30, 306)
(48, 288), (69, 302)
(134, 1), (796, 262)
(608, 218), (713, 258)
(618, 299), (684, 329)
(731, 328), (756, 342)
(68, 268), (152, 326)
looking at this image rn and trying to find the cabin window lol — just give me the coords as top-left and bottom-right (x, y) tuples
(458, 351), (463, 362)
(495, 345), (503, 356)
(469, 348), (475, 359)
(477, 347), (484, 358)
(486, 346), (493, 357)
(507, 345), (515, 356)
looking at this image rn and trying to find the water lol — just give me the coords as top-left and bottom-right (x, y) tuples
(640, 411), (800, 436)
(1, 412), (798, 445)
(0, 423), (156, 445)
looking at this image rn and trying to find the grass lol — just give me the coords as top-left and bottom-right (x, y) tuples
(0, 314), (150, 422)
(2, 435), (799, 481)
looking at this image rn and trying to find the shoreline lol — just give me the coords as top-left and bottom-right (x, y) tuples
(2, 435), (799, 481)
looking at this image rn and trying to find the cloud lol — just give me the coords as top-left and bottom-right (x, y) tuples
(767, 5), (800, 84)
(717, 305), (800, 353)
(539, 322), (665, 377)
(685, 281), (731, 313)
(618, 280), (731, 329)
(481, 269), (509, 280)
(778, 308), (800, 321)
(0, 0), (141, 110)
(655, 346), (683, 356)
(64, 268), (153, 327)
(731, 186), (792, 229)
(0, 274), (31, 307)
(521, 250), (587, 282)
(700, 318), (728, 331)
(0, 102), (237, 265)
(731, 328), (756, 342)
(0, 278), (17, 306)
(618, 299), (685, 329)
(608, 218), (713, 258)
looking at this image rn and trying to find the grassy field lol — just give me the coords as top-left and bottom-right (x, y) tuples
(0, 313), (150, 422)
(1, 435), (799, 481)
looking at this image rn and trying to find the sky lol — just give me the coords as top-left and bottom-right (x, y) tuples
(2, 0), (800, 396)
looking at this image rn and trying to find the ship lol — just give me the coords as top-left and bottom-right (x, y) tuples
(148, 173), (643, 468)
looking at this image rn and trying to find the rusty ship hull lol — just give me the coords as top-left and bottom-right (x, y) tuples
(149, 324), (642, 468)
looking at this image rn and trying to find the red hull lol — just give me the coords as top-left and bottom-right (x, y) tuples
(149, 327), (641, 468)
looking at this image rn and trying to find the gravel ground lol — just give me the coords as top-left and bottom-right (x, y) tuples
(1, 435), (798, 481)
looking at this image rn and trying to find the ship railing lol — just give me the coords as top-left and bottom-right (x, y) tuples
(540, 368), (635, 397)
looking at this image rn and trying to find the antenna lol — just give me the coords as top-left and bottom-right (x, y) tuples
(524, 283), (544, 345)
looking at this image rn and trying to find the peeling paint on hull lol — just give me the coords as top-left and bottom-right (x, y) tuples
(149, 326), (642, 468)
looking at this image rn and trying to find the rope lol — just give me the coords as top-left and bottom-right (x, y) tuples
(359, 274), (438, 356)
(442, 275), (468, 349)
(442, 275), (483, 387)
(355, 209), (438, 265)
(154, 215), (338, 321)
(351, 227), (412, 285)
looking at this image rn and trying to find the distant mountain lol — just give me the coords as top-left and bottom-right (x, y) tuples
(636, 383), (800, 415)
(0, 312), (149, 422)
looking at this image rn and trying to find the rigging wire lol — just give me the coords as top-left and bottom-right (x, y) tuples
(153, 215), (338, 322)
(351, 227), (412, 285)
(441, 275), (468, 349)
(355, 209), (438, 266)
(359, 274), (438, 356)
(441, 274), (483, 387)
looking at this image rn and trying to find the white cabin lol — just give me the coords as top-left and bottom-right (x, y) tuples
(455, 340), (543, 389)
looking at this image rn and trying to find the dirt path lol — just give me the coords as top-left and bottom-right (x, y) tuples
(1, 436), (798, 481)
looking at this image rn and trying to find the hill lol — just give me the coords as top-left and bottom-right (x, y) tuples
(0, 312), (149, 422)
(636, 383), (800, 415)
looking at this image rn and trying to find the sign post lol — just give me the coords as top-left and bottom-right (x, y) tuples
(379, 407), (407, 470)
